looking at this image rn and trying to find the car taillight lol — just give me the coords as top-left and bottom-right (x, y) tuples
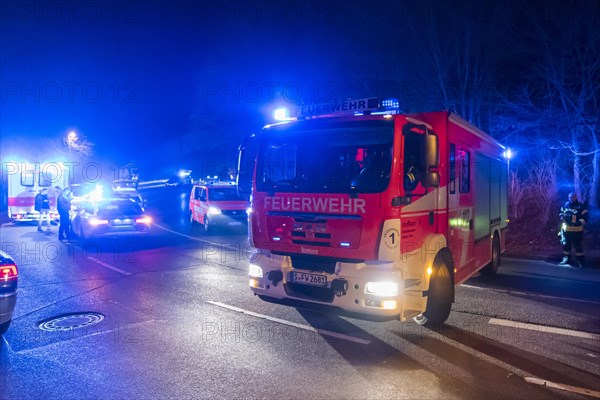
(135, 216), (152, 225)
(1, 264), (18, 282)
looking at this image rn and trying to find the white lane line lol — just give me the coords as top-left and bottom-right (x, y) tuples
(206, 301), (371, 345)
(524, 377), (600, 398)
(87, 257), (132, 276)
(461, 284), (600, 305)
(153, 223), (240, 251)
(488, 318), (600, 340)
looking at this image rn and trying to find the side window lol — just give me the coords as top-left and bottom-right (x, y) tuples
(21, 171), (35, 187)
(403, 128), (424, 193)
(459, 149), (470, 193)
(449, 144), (456, 194)
(200, 188), (207, 202)
(194, 187), (201, 200)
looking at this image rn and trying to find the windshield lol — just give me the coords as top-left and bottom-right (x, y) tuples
(256, 120), (394, 193)
(209, 188), (244, 201)
(96, 200), (143, 218)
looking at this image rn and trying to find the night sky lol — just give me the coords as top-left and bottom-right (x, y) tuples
(1, 0), (596, 178)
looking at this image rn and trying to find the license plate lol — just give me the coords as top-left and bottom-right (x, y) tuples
(228, 221), (242, 226)
(289, 272), (327, 287)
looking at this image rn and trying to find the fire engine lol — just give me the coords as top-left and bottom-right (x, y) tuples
(238, 98), (509, 325)
(5, 162), (71, 223)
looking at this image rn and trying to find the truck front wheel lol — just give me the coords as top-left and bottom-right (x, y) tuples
(414, 251), (454, 327)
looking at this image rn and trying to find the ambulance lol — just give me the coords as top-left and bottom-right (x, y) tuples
(238, 98), (509, 325)
(6, 162), (71, 223)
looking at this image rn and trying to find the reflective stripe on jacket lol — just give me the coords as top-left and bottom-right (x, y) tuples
(560, 201), (588, 232)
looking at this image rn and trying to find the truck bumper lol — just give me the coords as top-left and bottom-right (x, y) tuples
(248, 252), (423, 320)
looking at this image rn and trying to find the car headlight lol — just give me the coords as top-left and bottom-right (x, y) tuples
(208, 206), (222, 215)
(365, 281), (399, 297)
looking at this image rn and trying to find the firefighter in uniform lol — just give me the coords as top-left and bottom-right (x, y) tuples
(559, 192), (588, 267)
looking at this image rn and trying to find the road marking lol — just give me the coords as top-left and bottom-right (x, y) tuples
(87, 257), (132, 276)
(524, 377), (600, 398)
(153, 223), (241, 251)
(461, 284), (600, 305)
(488, 318), (600, 340)
(206, 301), (371, 345)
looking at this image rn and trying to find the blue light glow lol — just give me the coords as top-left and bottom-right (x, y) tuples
(274, 108), (289, 121)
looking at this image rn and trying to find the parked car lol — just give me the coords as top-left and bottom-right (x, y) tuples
(70, 198), (152, 240)
(0, 250), (18, 335)
(189, 183), (249, 233)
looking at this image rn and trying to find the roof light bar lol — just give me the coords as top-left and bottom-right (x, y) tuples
(288, 97), (401, 120)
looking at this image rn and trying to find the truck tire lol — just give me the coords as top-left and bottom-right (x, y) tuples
(414, 250), (454, 327)
(481, 233), (501, 275)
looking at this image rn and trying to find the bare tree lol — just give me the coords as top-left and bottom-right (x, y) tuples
(494, 1), (600, 208)
(64, 135), (94, 158)
(530, 1), (599, 207)
(402, 2), (511, 127)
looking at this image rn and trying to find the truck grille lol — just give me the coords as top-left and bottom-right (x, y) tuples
(285, 283), (335, 303)
(290, 254), (337, 274)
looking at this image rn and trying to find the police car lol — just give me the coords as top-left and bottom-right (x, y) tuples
(188, 183), (249, 233)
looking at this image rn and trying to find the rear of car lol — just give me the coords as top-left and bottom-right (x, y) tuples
(189, 184), (249, 233)
(71, 198), (152, 239)
(0, 251), (18, 335)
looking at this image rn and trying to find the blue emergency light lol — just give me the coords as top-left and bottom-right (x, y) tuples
(381, 98), (400, 109)
(273, 108), (291, 121)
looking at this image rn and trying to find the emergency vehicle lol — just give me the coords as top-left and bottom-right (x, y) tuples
(6, 162), (71, 223)
(188, 182), (250, 233)
(238, 98), (509, 325)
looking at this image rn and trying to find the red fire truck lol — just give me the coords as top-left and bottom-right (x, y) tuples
(238, 98), (509, 325)
(6, 162), (71, 223)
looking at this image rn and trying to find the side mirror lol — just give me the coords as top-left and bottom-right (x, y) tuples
(422, 133), (439, 169)
(237, 135), (258, 196)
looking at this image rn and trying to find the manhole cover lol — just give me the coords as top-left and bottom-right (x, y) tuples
(38, 312), (105, 332)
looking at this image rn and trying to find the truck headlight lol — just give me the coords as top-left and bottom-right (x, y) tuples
(248, 263), (263, 278)
(365, 281), (398, 297)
